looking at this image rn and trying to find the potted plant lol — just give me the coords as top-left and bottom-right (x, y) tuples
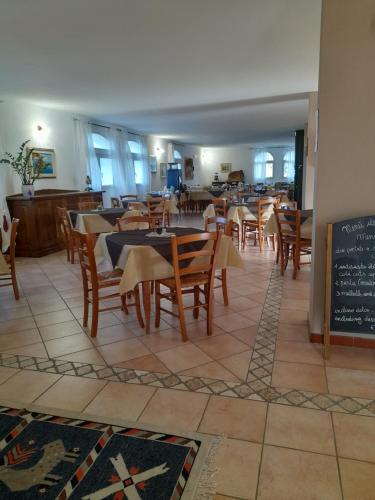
(0, 139), (46, 198)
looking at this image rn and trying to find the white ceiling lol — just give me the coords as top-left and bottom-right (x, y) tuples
(0, 0), (321, 145)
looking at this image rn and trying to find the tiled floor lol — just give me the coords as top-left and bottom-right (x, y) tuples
(1, 214), (375, 499)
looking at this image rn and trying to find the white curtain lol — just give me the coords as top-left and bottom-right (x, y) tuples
(253, 150), (267, 182)
(138, 135), (150, 197)
(283, 150), (295, 180)
(73, 119), (102, 191)
(108, 127), (136, 197)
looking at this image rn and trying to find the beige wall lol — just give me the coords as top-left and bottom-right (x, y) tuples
(303, 91), (318, 209)
(310, 0), (375, 334)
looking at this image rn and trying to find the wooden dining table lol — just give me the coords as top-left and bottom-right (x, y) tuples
(94, 227), (243, 334)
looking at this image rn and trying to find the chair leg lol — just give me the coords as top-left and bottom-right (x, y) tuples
(154, 281), (161, 328)
(11, 269), (20, 300)
(206, 286), (214, 336)
(221, 268), (229, 306)
(193, 285), (200, 319)
(91, 292), (99, 337)
(134, 285), (144, 328)
(293, 245), (300, 280)
(176, 288), (188, 341)
(83, 286), (89, 327)
(121, 293), (129, 315)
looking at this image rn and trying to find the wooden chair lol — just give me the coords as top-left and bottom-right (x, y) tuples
(212, 198), (227, 217)
(116, 215), (153, 232)
(154, 231), (222, 341)
(73, 231), (144, 337)
(273, 207), (312, 279)
(204, 216), (232, 306)
(0, 219), (20, 300)
(147, 197), (166, 227)
(78, 201), (100, 210)
(111, 197), (121, 208)
(56, 207), (76, 264)
(241, 197), (275, 252)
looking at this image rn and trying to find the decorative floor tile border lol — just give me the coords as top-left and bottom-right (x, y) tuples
(1, 266), (375, 417)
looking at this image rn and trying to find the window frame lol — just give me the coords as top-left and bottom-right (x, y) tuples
(92, 133), (114, 187)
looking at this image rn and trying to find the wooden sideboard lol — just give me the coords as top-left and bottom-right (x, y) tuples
(6, 189), (104, 257)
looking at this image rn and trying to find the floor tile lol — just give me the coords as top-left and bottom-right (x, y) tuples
(194, 334), (248, 360)
(87, 323), (137, 346)
(0, 370), (61, 404)
(34, 375), (107, 411)
(265, 403), (335, 455)
(44, 333), (94, 358)
(139, 328), (184, 353)
(155, 343), (212, 373)
(333, 412), (375, 462)
(199, 395), (267, 442)
(0, 329), (42, 350)
(57, 348), (106, 365)
(3, 342), (48, 358)
(0, 317), (37, 334)
(219, 350), (252, 380)
(85, 381), (155, 421)
(213, 313), (252, 333)
(180, 361), (240, 382)
(0, 366), (20, 384)
(98, 338), (151, 365)
(257, 445), (341, 500)
(34, 309), (75, 327)
(325, 346), (375, 372)
(339, 458), (375, 500)
(116, 354), (171, 373)
(278, 309), (308, 326)
(277, 323), (309, 342)
(138, 388), (209, 433)
(326, 366), (375, 399)
(215, 439), (261, 499)
(39, 320), (83, 341)
(275, 340), (323, 365)
(280, 298), (309, 311)
(272, 361), (327, 393)
(230, 325), (258, 347)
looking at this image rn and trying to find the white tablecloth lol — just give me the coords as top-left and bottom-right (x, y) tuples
(0, 254), (9, 274)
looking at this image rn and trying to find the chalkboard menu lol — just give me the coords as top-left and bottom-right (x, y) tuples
(330, 215), (375, 334)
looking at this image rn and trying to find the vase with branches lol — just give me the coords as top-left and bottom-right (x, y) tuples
(0, 139), (46, 197)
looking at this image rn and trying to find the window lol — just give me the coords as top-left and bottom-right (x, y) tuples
(254, 151), (274, 181)
(92, 132), (113, 186)
(283, 150), (295, 179)
(128, 135), (144, 185)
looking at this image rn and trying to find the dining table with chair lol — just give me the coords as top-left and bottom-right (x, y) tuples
(94, 225), (243, 338)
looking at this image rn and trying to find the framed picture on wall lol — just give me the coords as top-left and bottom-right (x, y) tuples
(160, 162), (167, 179)
(149, 155), (157, 173)
(220, 162), (232, 174)
(28, 147), (56, 179)
(184, 157), (194, 180)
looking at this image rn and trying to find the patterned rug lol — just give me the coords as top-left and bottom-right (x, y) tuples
(0, 406), (217, 499)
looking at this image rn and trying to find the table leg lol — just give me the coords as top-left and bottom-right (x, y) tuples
(142, 281), (151, 335)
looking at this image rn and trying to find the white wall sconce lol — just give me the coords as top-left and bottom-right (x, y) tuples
(155, 146), (165, 156)
(32, 122), (49, 142)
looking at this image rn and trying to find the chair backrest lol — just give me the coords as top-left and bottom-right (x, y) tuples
(147, 197), (165, 215)
(7, 218), (19, 269)
(117, 215), (153, 231)
(111, 197), (121, 208)
(120, 194), (138, 200)
(204, 216), (231, 235)
(78, 201), (100, 210)
(170, 232), (222, 291)
(273, 207), (301, 243)
(212, 198), (227, 217)
(73, 230), (98, 287)
(56, 206), (73, 238)
(257, 197), (275, 222)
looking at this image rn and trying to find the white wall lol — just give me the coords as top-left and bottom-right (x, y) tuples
(303, 92), (317, 209)
(0, 100), (78, 205)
